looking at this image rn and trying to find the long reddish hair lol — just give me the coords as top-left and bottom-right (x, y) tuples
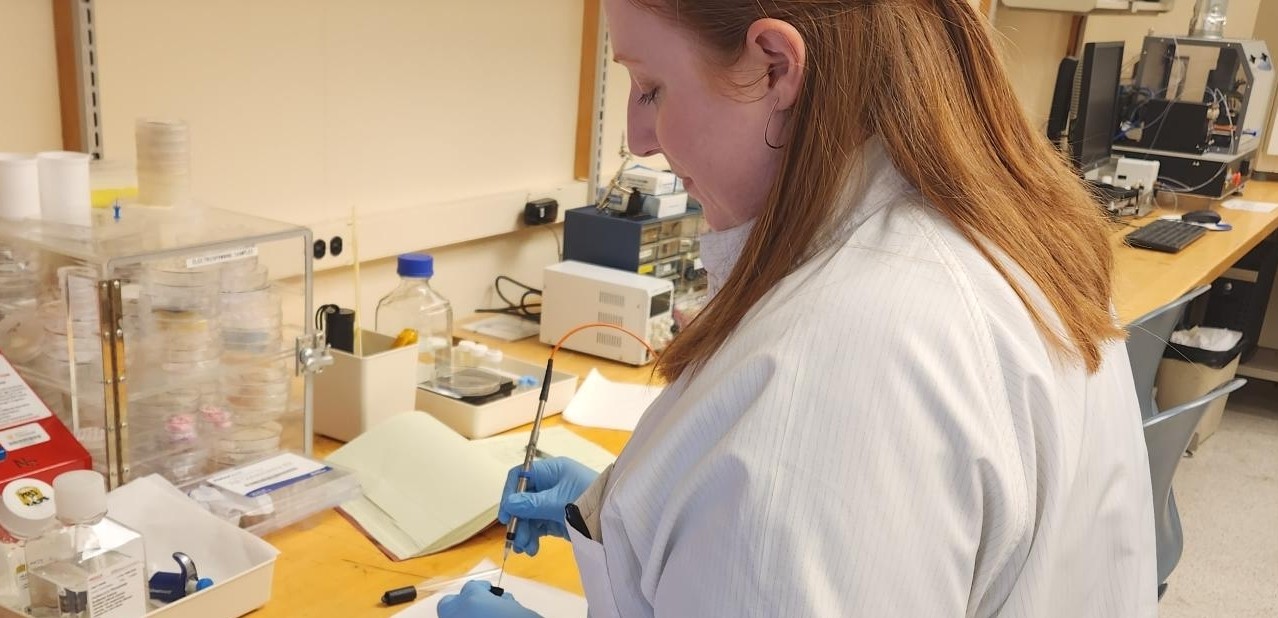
(641, 0), (1121, 382)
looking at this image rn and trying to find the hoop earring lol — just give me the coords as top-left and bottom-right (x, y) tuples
(764, 99), (786, 150)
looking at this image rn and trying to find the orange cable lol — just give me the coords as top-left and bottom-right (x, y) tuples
(551, 321), (657, 361)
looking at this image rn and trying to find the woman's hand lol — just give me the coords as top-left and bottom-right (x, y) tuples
(498, 457), (599, 556)
(437, 580), (541, 618)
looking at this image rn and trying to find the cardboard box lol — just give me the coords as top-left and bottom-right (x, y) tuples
(619, 168), (678, 195)
(0, 353), (91, 490)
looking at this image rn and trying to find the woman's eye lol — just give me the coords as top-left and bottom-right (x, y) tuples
(637, 87), (660, 106)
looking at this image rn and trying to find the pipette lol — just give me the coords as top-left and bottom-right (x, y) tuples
(497, 357), (556, 593)
(494, 322), (657, 596)
(380, 567), (502, 606)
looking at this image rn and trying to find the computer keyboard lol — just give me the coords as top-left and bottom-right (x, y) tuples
(1124, 219), (1207, 253)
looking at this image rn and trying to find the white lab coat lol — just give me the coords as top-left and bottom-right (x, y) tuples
(568, 142), (1157, 617)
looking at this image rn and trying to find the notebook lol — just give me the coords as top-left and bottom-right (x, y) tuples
(327, 412), (615, 560)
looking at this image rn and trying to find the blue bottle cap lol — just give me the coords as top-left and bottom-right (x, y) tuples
(397, 254), (434, 278)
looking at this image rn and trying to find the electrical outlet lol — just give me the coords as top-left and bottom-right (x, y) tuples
(304, 219), (355, 273)
(313, 239), (327, 259)
(524, 198), (559, 225)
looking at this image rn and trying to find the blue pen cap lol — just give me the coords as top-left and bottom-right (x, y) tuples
(397, 254), (434, 278)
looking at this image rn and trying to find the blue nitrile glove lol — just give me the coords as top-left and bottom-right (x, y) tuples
(437, 580), (541, 618)
(498, 456), (598, 556)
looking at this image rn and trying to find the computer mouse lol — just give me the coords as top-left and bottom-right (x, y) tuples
(1182, 210), (1222, 225)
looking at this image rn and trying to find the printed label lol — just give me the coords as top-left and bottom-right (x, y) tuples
(0, 423), (51, 452)
(86, 556), (146, 618)
(0, 355), (52, 430)
(208, 452), (330, 497)
(185, 245), (258, 269)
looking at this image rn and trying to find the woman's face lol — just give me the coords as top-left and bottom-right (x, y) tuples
(604, 0), (793, 231)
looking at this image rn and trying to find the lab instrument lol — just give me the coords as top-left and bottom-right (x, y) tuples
(497, 323), (656, 590)
(539, 261), (675, 365)
(1113, 36), (1273, 199)
(499, 357), (558, 590)
(149, 552), (214, 603)
(563, 205), (706, 293)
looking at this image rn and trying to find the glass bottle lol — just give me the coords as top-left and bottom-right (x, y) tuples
(0, 478), (57, 613)
(1191, 0), (1228, 38)
(27, 471), (147, 618)
(375, 253), (454, 383)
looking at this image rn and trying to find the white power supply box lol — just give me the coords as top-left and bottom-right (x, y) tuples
(540, 261), (675, 365)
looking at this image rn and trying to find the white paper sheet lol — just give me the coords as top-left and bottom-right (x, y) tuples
(561, 369), (664, 431)
(461, 316), (541, 341)
(395, 559), (587, 618)
(1221, 199), (1278, 213)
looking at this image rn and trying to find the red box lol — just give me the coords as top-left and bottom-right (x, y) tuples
(0, 352), (92, 492)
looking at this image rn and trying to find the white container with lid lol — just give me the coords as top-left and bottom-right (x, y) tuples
(0, 478), (56, 613)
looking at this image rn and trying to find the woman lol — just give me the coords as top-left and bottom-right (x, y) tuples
(440, 0), (1155, 615)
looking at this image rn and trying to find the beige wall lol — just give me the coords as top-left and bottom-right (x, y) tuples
(0, 0), (62, 152)
(5, 1), (1266, 341)
(994, 8), (1077, 127)
(311, 223), (563, 331)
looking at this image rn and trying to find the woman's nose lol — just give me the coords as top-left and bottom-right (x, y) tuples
(627, 100), (661, 157)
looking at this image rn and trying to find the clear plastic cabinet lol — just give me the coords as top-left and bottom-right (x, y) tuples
(0, 207), (327, 488)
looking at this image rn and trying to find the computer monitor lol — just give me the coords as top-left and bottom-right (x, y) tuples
(1048, 41), (1125, 174)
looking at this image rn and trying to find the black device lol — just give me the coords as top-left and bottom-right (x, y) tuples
(1087, 181), (1141, 217)
(524, 198), (559, 225)
(1059, 42), (1125, 173)
(563, 204), (701, 276)
(1047, 56), (1080, 148)
(1182, 210), (1221, 224)
(1124, 219), (1207, 253)
(1127, 100), (1213, 153)
(316, 304), (355, 353)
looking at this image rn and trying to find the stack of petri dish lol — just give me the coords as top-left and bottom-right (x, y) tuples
(216, 258), (289, 466)
(217, 358), (288, 465)
(220, 259), (281, 355)
(0, 244), (39, 318)
(0, 243), (42, 364)
(145, 263), (223, 376)
(40, 266), (103, 386)
(124, 263), (222, 481)
(130, 388), (209, 484)
(134, 118), (191, 207)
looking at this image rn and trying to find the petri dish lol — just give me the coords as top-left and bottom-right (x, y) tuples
(437, 368), (502, 397)
(216, 422), (282, 454)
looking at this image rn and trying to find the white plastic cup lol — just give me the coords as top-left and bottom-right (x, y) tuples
(37, 151), (92, 226)
(0, 153), (41, 221)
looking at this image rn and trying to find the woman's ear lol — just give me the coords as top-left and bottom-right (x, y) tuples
(744, 18), (806, 110)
